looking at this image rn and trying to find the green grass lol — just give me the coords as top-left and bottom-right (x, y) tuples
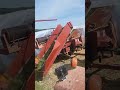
(35, 81), (52, 90)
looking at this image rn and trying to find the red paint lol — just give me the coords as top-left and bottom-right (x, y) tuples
(6, 34), (35, 77)
(25, 71), (35, 90)
(36, 25), (62, 64)
(71, 57), (78, 68)
(43, 22), (72, 75)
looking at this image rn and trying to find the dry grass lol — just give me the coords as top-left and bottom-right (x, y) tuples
(35, 49), (85, 90)
(86, 53), (120, 90)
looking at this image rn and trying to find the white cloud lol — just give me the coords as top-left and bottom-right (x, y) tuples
(35, 0), (85, 29)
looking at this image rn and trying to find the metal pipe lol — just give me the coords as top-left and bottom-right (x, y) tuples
(35, 19), (57, 22)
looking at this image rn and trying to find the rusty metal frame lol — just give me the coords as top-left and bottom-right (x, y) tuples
(37, 22), (73, 76)
(37, 25), (63, 61)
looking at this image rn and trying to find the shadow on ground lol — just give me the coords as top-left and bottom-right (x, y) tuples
(103, 78), (120, 90)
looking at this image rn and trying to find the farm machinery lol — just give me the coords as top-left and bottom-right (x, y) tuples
(35, 22), (83, 78)
(86, 0), (120, 70)
(0, 24), (35, 90)
(86, 0), (120, 89)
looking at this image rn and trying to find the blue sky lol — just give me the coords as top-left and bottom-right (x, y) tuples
(35, 0), (85, 29)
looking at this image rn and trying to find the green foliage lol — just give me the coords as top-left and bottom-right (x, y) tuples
(36, 42), (55, 71)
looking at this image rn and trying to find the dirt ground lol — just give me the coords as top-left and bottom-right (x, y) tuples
(86, 53), (120, 90)
(35, 49), (85, 90)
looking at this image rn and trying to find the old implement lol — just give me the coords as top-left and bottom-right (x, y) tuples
(36, 22), (73, 76)
(35, 25), (63, 64)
